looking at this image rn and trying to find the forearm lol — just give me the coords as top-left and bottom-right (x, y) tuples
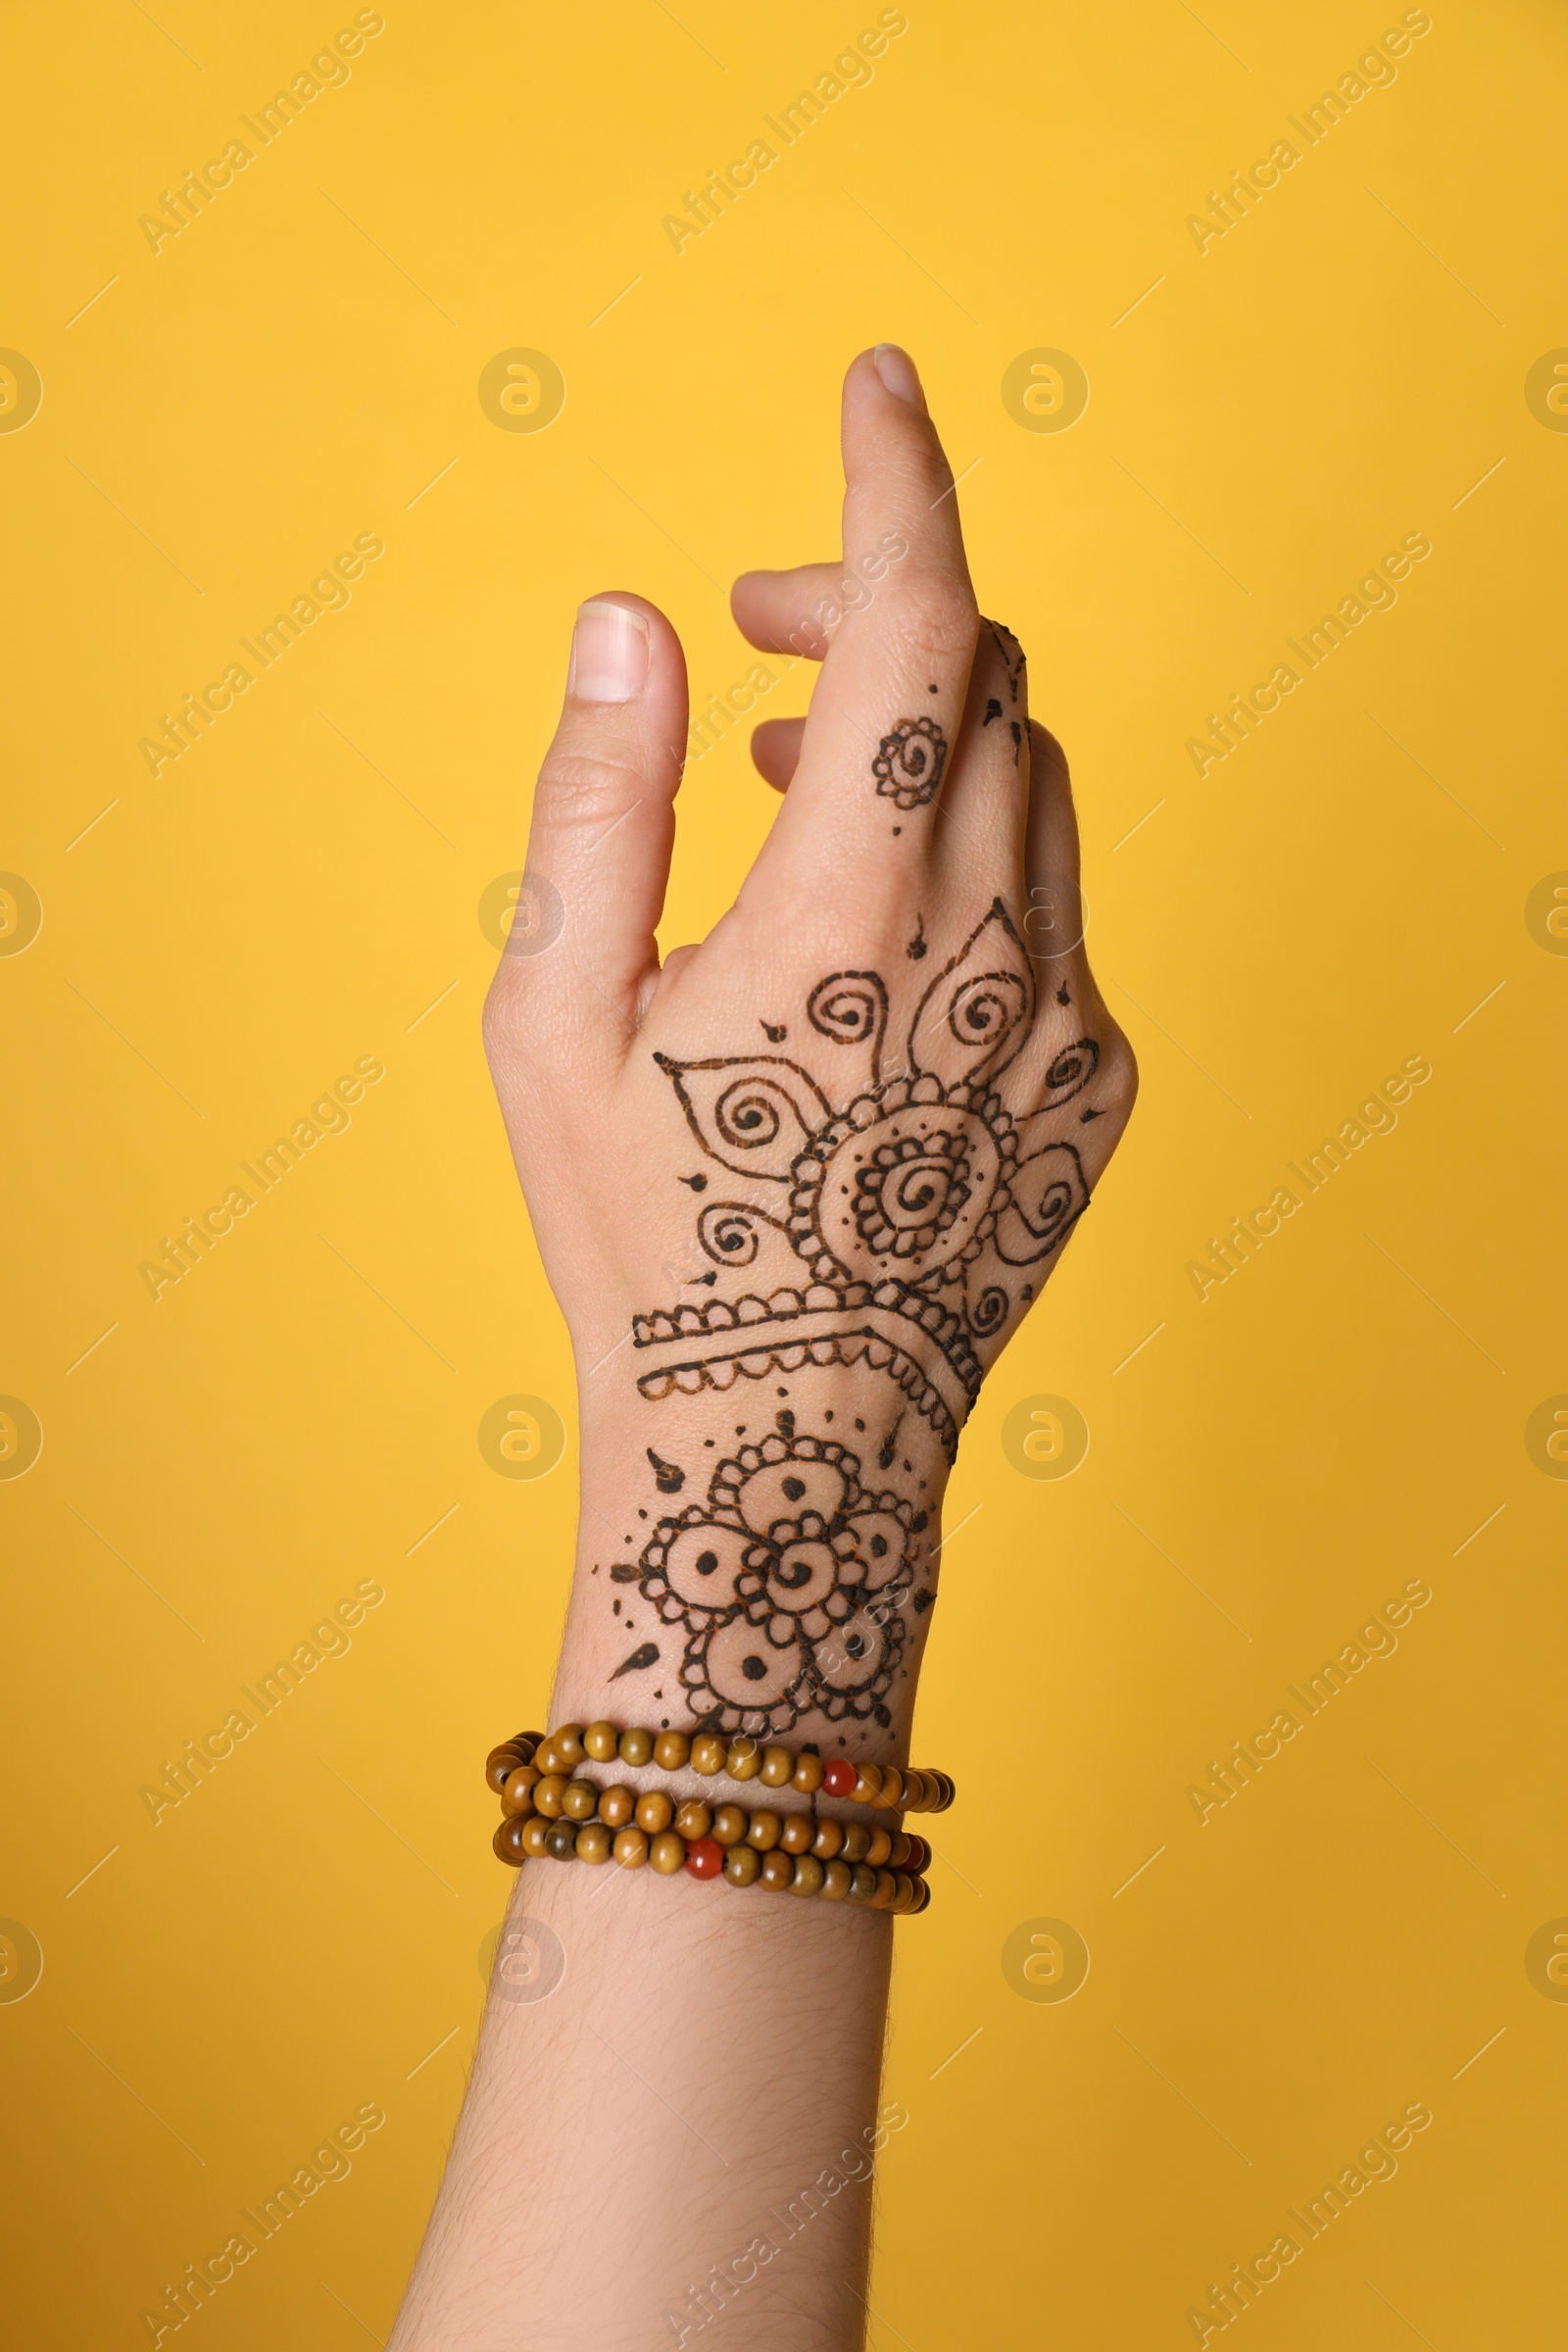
(390, 1384), (946, 2351)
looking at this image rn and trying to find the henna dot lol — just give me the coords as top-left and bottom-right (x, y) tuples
(741, 1654), (768, 1682)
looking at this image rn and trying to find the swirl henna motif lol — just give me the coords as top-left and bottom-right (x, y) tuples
(872, 717), (947, 809)
(624, 898), (1107, 1728)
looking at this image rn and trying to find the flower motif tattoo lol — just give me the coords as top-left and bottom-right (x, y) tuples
(633, 1430), (920, 1734)
(872, 716), (947, 808)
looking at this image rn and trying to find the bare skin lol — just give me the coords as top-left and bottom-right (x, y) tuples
(389, 345), (1137, 2350)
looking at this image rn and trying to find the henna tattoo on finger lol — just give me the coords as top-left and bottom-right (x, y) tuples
(873, 716), (947, 808)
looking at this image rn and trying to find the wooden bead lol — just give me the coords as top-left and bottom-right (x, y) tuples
(612, 1826), (649, 1869)
(840, 1823), (871, 1864)
(903, 1770), (932, 1811)
(725, 1737), (762, 1781)
(690, 1734), (727, 1776)
(635, 1790), (674, 1835)
(575, 1823), (612, 1865)
(890, 1871), (916, 1912)
(710, 1804), (749, 1846)
(684, 1837), (724, 1880)
(935, 1772), (956, 1810)
(552, 1725), (587, 1770)
(493, 1817), (527, 1865)
(598, 1784), (636, 1830)
(847, 1863), (879, 1903)
(545, 1821), (578, 1861)
(746, 1810), (781, 1851)
(760, 1849), (795, 1892)
(791, 1749), (824, 1794)
(562, 1780), (599, 1823)
(649, 1831), (687, 1875)
(582, 1720), (619, 1764)
(486, 1743), (524, 1793)
(875, 1765), (905, 1809)
(779, 1812), (814, 1855)
(820, 1758), (858, 1797)
(760, 1744), (794, 1788)
(790, 1854), (825, 1897)
(820, 1858), (853, 1901)
(851, 1763), (883, 1804)
(724, 1844), (761, 1886)
(520, 1817), (552, 1859)
(903, 1835), (929, 1875)
(512, 1731), (546, 1755)
(618, 1726), (654, 1768)
(865, 1827), (893, 1869)
(674, 1799), (713, 1842)
(870, 1868), (899, 1909)
(654, 1730), (690, 1771)
(810, 1818), (845, 1861)
(889, 1831), (910, 1868)
(532, 1774), (568, 1819)
(501, 1767), (539, 1817)
(909, 1877), (932, 1913)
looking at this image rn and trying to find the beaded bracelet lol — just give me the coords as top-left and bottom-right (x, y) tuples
(486, 1722), (955, 1814)
(483, 1720), (950, 1915)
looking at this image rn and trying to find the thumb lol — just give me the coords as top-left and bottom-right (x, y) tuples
(486, 593), (688, 1074)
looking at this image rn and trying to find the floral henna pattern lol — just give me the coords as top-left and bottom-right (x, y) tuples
(872, 716), (947, 808)
(632, 1429), (921, 1734)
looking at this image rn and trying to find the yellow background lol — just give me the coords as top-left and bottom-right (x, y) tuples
(4, 0), (1565, 2342)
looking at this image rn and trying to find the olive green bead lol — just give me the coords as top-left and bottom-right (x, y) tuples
(690, 1734), (727, 1776)
(810, 1817), (845, 1861)
(820, 1858), (853, 1901)
(582, 1720), (619, 1764)
(760, 1849), (795, 1892)
(612, 1826), (649, 1869)
(726, 1737), (762, 1781)
(654, 1730), (690, 1771)
(532, 1774), (568, 1819)
(552, 1724), (587, 1770)
(724, 1844), (761, 1887)
(618, 1726), (654, 1768)
(674, 1799), (712, 1841)
(545, 1821), (578, 1861)
(575, 1822), (612, 1865)
(759, 1744), (794, 1788)
(561, 1780), (599, 1823)
(520, 1817), (552, 1859)
(598, 1784), (637, 1829)
(710, 1803), (749, 1846)
(790, 1749), (824, 1794)
(790, 1854), (825, 1897)
(847, 1863), (879, 1903)
(746, 1810), (781, 1851)
(649, 1832), (687, 1875)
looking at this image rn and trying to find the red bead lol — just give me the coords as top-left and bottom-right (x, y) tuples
(904, 1835), (929, 1875)
(821, 1758), (858, 1797)
(684, 1837), (724, 1880)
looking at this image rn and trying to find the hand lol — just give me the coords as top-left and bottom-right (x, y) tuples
(482, 345), (1137, 1746)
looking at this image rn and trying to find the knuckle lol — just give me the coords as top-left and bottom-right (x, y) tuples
(534, 746), (646, 832)
(885, 577), (980, 668)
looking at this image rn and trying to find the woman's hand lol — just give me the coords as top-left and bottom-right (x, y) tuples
(482, 345), (1136, 1749)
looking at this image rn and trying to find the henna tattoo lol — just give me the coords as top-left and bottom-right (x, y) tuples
(628, 1427), (923, 1734)
(761, 1021), (786, 1043)
(872, 716), (947, 808)
(625, 897), (1107, 1727)
(612, 1641), (660, 1678)
(647, 1448), (685, 1494)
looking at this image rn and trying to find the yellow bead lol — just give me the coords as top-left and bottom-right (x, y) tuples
(724, 1844), (761, 1887)
(612, 1826), (649, 1869)
(726, 1737), (762, 1781)
(598, 1784), (637, 1829)
(575, 1823), (612, 1865)
(790, 1854), (825, 1897)
(820, 1858), (853, 1901)
(779, 1813), (814, 1855)
(710, 1804), (749, 1846)
(759, 1745), (794, 1788)
(790, 1749), (824, 1794)
(635, 1790), (673, 1835)
(654, 1731), (690, 1771)
(532, 1774), (568, 1819)
(876, 1765), (905, 1809)
(746, 1810), (781, 1851)
(520, 1817), (551, 1859)
(582, 1720), (619, 1764)
(760, 1849), (795, 1891)
(562, 1780), (599, 1823)
(552, 1724), (586, 1770)
(501, 1766), (539, 1816)
(649, 1832), (686, 1875)
(851, 1763), (883, 1804)
(674, 1799), (712, 1841)
(618, 1726), (654, 1767)
(810, 1818), (845, 1861)
(690, 1734), (726, 1775)
(865, 1826), (892, 1868)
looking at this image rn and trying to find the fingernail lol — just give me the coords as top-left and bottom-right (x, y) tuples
(570, 601), (650, 703)
(873, 343), (924, 409)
